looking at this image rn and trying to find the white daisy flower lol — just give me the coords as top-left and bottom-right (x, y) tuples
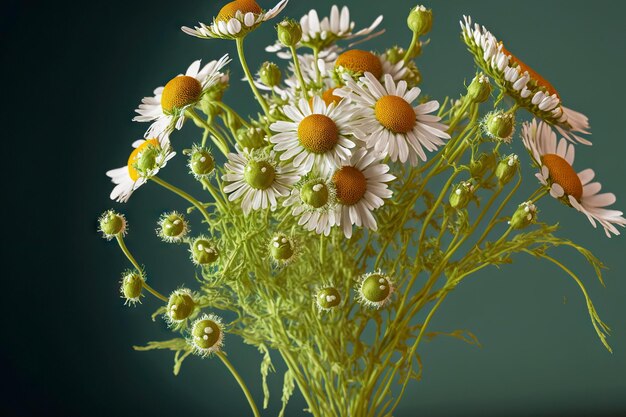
(283, 177), (338, 236)
(331, 148), (395, 238)
(334, 49), (407, 82)
(522, 119), (625, 237)
(133, 55), (231, 138)
(270, 96), (358, 176)
(106, 134), (176, 203)
(182, 0), (288, 40)
(461, 16), (591, 145)
(337, 73), (450, 165)
(222, 149), (301, 215)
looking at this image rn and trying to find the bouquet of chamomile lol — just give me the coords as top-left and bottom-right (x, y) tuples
(98, 1), (625, 416)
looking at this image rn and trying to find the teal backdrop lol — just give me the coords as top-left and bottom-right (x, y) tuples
(5, 0), (626, 416)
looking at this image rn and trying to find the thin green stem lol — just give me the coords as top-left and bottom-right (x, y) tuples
(115, 235), (168, 302)
(216, 352), (261, 417)
(151, 176), (212, 225)
(290, 45), (308, 97)
(403, 31), (419, 63)
(236, 36), (271, 117)
(186, 109), (230, 155)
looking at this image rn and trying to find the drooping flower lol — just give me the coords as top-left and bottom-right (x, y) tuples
(521, 119), (625, 237)
(461, 16), (590, 145)
(337, 73), (450, 165)
(133, 56), (230, 137)
(106, 135), (175, 203)
(222, 149), (301, 215)
(331, 148), (394, 238)
(270, 96), (358, 176)
(182, 0), (288, 40)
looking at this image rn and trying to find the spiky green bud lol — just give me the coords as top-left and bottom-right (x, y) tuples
(277, 19), (302, 47)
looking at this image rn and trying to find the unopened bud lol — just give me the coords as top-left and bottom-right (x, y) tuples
(188, 146), (215, 178)
(120, 271), (144, 305)
(467, 73), (491, 103)
(407, 5), (433, 35)
(167, 289), (196, 322)
(269, 233), (296, 263)
(259, 61), (282, 87)
(495, 154), (519, 185)
(99, 210), (127, 239)
(449, 181), (474, 209)
(485, 110), (515, 142)
(237, 127), (266, 150)
(315, 287), (342, 311)
(191, 237), (220, 266)
(470, 152), (497, 179)
(277, 19), (302, 47)
(509, 201), (537, 230)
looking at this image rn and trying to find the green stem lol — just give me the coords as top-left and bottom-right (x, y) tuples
(186, 109), (230, 155)
(151, 176), (212, 225)
(236, 36), (271, 117)
(115, 235), (168, 302)
(403, 31), (419, 63)
(216, 352), (261, 417)
(290, 45), (308, 97)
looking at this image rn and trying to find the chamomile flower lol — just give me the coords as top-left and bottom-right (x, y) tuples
(133, 55), (231, 138)
(270, 96), (358, 176)
(522, 119), (626, 237)
(333, 49), (407, 82)
(356, 271), (394, 309)
(283, 177), (337, 236)
(182, 0), (288, 40)
(222, 149), (301, 215)
(331, 148), (394, 238)
(106, 135), (175, 203)
(337, 73), (450, 165)
(461, 16), (591, 145)
(189, 314), (224, 356)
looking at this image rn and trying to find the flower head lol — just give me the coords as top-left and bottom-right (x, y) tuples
(331, 148), (394, 238)
(222, 149), (301, 215)
(190, 236), (220, 266)
(156, 211), (190, 243)
(461, 16), (590, 144)
(315, 286), (343, 311)
(133, 56), (231, 138)
(283, 177), (337, 236)
(270, 96), (358, 176)
(337, 73), (450, 165)
(356, 271), (394, 309)
(522, 119), (625, 237)
(182, 0), (288, 40)
(98, 210), (127, 240)
(269, 233), (297, 265)
(166, 288), (197, 324)
(120, 270), (144, 306)
(106, 135), (175, 203)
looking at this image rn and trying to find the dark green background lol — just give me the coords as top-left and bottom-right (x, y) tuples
(5, 0), (626, 416)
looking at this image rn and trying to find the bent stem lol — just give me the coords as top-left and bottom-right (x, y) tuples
(151, 176), (212, 225)
(236, 36), (271, 117)
(115, 235), (168, 302)
(216, 351), (261, 417)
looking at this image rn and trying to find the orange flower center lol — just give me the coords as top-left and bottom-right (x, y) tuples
(541, 154), (582, 200)
(375, 95), (416, 133)
(216, 0), (262, 22)
(332, 166), (367, 205)
(500, 43), (559, 98)
(127, 139), (160, 181)
(298, 114), (339, 154)
(335, 49), (383, 79)
(308, 88), (343, 109)
(161, 76), (202, 113)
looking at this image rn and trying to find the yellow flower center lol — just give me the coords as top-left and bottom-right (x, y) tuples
(216, 0), (262, 22)
(161, 75), (202, 113)
(127, 139), (160, 181)
(332, 166), (367, 205)
(308, 88), (342, 109)
(541, 154), (582, 200)
(374, 95), (416, 134)
(298, 114), (339, 154)
(335, 49), (383, 79)
(500, 43), (559, 98)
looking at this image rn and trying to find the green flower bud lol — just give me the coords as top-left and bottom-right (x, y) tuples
(315, 287), (342, 311)
(449, 181), (474, 209)
(99, 210), (127, 239)
(495, 154), (519, 185)
(357, 272), (394, 309)
(244, 159), (276, 190)
(188, 146), (215, 178)
(277, 19), (302, 47)
(509, 201), (538, 230)
(157, 211), (189, 243)
(407, 5), (432, 35)
(191, 237), (219, 266)
(120, 271), (144, 305)
(470, 152), (497, 179)
(467, 73), (491, 104)
(167, 289), (196, 322)
(300, 179), (332, 209)
(237, 127), (266, 150)
(190, 314), (224, 356)
(259, 61), (282, 87)
(384, 46), (405, 65)
(485, 110), (515, 142)
(269, 233), (296, 263)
